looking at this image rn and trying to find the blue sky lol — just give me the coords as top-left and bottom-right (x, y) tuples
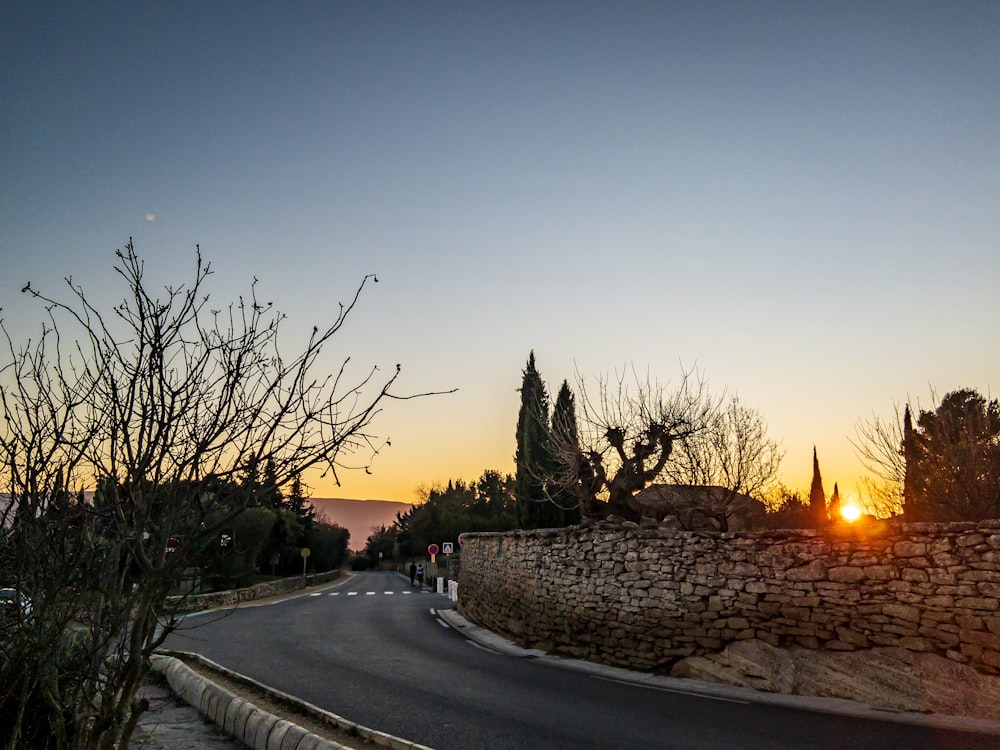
(2, 2), (998, 504)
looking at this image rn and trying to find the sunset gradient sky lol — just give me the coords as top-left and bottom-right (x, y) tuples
(2, 2), (998, 507)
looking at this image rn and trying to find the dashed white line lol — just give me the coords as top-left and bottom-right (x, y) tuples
(316, 589), (429, 598)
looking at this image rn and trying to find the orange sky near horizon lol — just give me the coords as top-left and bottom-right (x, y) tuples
(311, 393), (890, 512)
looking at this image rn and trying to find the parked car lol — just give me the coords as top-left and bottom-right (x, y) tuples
(0, 587), (31, 617)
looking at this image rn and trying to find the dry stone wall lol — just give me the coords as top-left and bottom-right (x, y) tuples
(456, 519), (1000, 674)
(165, 569), (341, 613)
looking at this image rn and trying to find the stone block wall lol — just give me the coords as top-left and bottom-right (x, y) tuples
(456, 519), (1000, 674)
(165, 569), (341, 613)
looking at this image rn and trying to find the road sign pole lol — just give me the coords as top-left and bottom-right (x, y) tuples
(300, 547), (311, 579)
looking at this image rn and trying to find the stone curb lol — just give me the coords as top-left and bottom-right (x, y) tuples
(438, 608), (1000, 738)
(150, 653), (436, 750)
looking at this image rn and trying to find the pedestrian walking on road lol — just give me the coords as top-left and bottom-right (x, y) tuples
(416, 564), (424, 588)
(409, 561), (417, 586)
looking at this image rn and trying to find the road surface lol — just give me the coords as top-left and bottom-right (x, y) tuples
(163, 571), (996, 749)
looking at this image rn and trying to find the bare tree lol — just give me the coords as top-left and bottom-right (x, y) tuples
(0, 241), (445, 749)
(855, 475), (904, 519)
(545, 366), (719, 522)
(851, 401), (908, 517)
(662, 395), (783, 530)
(853, 388), (1000, 521)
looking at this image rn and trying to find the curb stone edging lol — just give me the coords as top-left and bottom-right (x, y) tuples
(150, 652), (436, 750)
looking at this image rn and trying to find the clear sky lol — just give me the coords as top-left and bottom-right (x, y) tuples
(2, 2), (998, 507)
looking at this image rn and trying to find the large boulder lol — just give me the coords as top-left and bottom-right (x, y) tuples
(671, 639), (1000, 720)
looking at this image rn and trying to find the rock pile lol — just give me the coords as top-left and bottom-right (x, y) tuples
(671, 638), (1000, 721)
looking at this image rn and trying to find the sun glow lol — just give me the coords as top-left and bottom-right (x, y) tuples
(840, 502), (863, 523)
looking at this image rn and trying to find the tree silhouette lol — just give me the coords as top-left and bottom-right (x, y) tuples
(549, 380), (582, 526)
(514, 352), (553, 528)
(0, 240), (443, 749)
(828, 482), (841, 521)
(855, 388), (1000, 521)
(809, 447), (827, 527)
(546, 367), (717, 523)
(906, 389), (1000, 521)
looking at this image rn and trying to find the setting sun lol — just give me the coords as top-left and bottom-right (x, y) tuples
(840, 503), (863, 523)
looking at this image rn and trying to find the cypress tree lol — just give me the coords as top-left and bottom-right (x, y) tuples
(829, 482), (841, 522)
(809, 446), (827, 526)
(549, 379), (582, 526)
(514, 351), (551, 529)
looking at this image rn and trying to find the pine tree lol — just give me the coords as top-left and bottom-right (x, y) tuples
(261, 458), (283, 509)
(549, 379), (582, 526)
(902, 389), (1000, 521)
(242, 455), (262, 506)
(809, 446), (827, 527)
(514, 351), (551, 529)
(284, 473), (316, 530)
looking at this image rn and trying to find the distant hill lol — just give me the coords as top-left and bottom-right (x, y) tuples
(308, 498), (412, 551)
(3, 493), (408, 553)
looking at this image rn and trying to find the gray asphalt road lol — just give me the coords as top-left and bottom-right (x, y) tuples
(163, 571), (997, 750)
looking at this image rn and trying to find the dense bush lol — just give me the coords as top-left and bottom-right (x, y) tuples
(350, 556), (372, 571)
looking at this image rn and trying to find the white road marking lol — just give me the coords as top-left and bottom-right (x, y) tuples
(590, 675), (750, 704)
(466, 640), (502, 655)
(311, 590), (435, 598)
(429, 608), (436, 615)
(436, 619), (450, 628)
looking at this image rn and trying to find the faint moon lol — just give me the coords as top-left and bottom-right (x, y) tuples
(145, 213), (156, 221)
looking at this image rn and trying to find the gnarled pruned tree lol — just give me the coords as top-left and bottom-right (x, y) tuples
(545, 366), (719, 522)
(0, 241), (445, 749)
(539, 367), (782, 531)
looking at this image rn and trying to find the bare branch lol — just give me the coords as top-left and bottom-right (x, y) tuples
(0, 241), (442, 748)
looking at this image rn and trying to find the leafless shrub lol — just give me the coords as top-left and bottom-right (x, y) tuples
(0, 241), (445, 749)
